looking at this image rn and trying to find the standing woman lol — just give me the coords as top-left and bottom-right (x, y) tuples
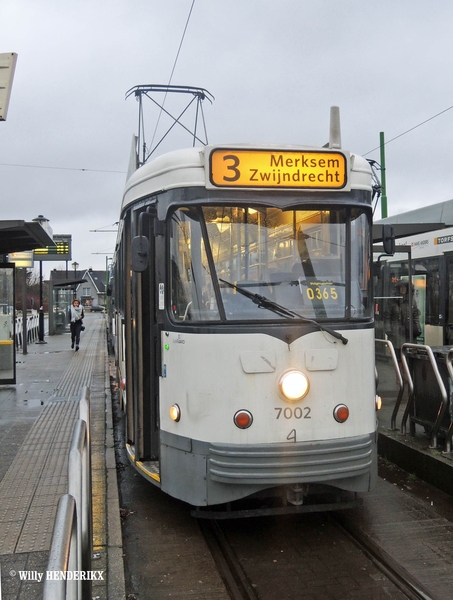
(384, 280), (421, 360)
(70, 299), (84, 351)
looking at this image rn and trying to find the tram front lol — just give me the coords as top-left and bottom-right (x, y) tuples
(152, 146), (378, 509)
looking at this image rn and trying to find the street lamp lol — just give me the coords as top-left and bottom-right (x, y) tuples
(32, 214), (52, 344)
(72, 261), (79, 298)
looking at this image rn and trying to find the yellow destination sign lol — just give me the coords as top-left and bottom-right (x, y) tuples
(208, 149), (348, 190)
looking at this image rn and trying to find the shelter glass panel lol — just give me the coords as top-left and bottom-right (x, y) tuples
(0, 265), (16, 383)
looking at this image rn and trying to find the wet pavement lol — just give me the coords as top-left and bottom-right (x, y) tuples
(0, 314), (124, 600)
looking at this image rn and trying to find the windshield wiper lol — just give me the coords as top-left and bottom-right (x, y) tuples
(219, 278), (348, 345)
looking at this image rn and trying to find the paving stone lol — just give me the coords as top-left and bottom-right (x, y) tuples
(0, 315), (124, 599)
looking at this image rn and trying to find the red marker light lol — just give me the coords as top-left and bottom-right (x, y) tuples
(234, 410), (253, 429)
(333, 404), (349, 423)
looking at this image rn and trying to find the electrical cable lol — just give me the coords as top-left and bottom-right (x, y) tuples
(364, 104), (453, 156)
(1, 1), (198, 175)
(149, 0), (196, 150)
(0, 162), (125, 173)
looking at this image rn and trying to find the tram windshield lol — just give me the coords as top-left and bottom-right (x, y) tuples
(170, 205), (371, 322)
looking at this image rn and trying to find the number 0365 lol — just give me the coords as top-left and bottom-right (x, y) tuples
(305, 286), (338, 301)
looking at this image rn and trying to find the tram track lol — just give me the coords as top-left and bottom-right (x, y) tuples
(332, 513), (437, 600)
(199, 509), (438, 600)
(199, 519), (259, 600)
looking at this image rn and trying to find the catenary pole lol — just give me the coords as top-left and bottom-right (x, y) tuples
(380, 132), (388, 218)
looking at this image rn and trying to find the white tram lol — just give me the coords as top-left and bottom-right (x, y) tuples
(112, 116), (379, 514)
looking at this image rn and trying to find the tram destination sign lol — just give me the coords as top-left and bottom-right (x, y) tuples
(207, 148), (349, 191)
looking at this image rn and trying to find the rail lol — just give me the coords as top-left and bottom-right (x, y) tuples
(43, 386), (92, 600)
(375, 339), (404, 430)
(400, 343), (450, 451)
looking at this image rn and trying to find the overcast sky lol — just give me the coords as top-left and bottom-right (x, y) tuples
(2, 0), (453, 276)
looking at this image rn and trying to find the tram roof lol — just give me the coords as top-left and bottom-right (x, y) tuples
(121, 145), (373, 212)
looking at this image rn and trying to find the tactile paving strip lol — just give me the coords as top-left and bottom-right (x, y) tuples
(0, 319), (104, 555)
(53, 319), (101, 398)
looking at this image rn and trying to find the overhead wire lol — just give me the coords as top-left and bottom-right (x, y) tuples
(3, 70), (453, 175)
(0, 162), (126, 173)
(1, 1), (198, 175)
(149, 0), (196, 151)
(363, 104), (453, 156)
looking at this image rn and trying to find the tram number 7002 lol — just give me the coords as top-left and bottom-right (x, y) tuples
(275, 407), (311, 419)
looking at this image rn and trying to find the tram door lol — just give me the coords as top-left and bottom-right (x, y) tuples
(130, 210), (159, 462)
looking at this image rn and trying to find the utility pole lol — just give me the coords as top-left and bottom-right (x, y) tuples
(380, 132), (388, 218)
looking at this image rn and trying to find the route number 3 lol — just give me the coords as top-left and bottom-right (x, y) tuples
(223, 154), (241, 182)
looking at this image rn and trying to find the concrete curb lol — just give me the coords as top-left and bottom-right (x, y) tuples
(104, 339), (126, 600)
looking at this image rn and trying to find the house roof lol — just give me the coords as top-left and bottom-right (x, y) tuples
(49, 269), (107, 293)
(81, 270), (107, 294)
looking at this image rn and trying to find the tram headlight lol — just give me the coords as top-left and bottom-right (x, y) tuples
(169, 404), (181, 422)
(279, 370), (309, 402)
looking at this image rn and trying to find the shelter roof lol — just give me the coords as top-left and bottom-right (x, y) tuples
(0, 220), (54, 255)
(372, 198), (453, 242)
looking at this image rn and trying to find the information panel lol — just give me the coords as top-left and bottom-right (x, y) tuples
(33, 234), (72, 261)
(208, 148), (349, 190)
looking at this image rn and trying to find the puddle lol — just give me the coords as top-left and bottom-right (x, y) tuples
(23, 398), (45, 408)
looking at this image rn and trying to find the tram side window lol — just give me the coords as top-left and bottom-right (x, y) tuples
(170, 209), (220, 321)
(350, 211), (371, 317)
(374, 257), (436, 344)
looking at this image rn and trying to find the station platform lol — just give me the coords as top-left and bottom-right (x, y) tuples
(376, 356), (453, 497)
(0, 313), (124, 600)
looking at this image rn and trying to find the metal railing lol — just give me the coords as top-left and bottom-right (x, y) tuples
(400, 344), (451, 451)
(375, 338), (404, 430)
(14, 312), (40, 347)
(42, 495), (78, 600)
(444, 348), (453, 452)
(43, 387), (92, 600)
